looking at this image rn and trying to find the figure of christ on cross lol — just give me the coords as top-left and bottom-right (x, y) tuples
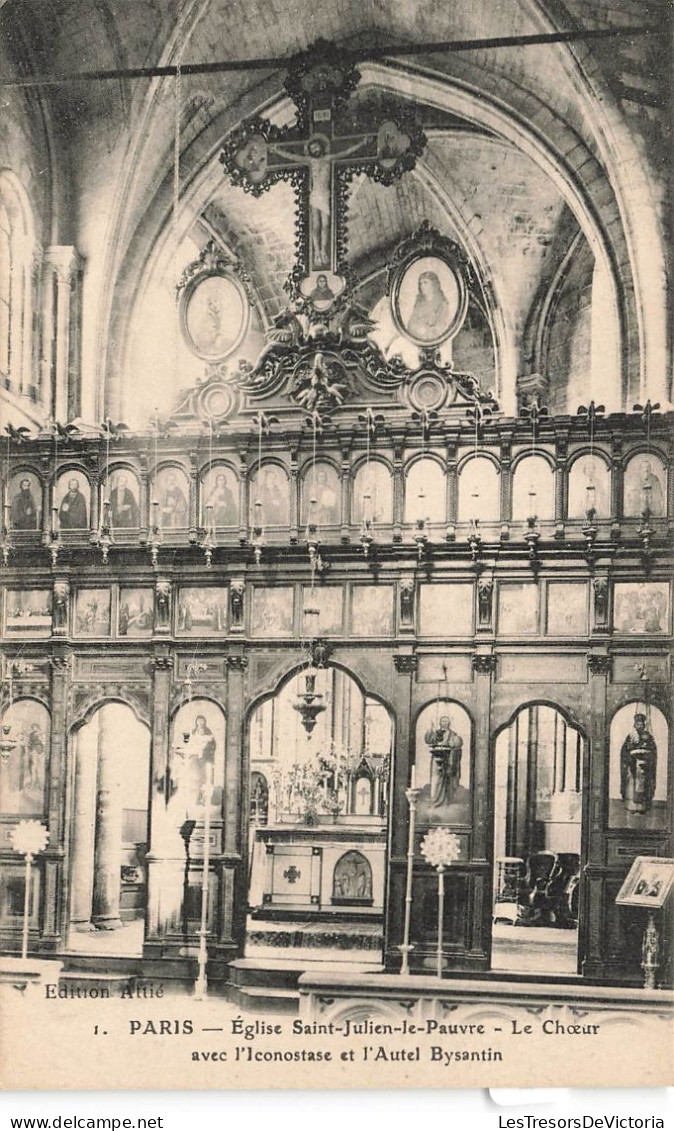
(268, 132), (368, 270)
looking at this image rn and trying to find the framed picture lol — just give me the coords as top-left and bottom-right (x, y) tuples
(546, 582), (589, 635)
(177, 587), (228, 635)
(154, 466), (190, 530)
(200, 465), (239, 528)
(351, 586), (393, 636)
(250, 587), (294, 637)
(74, 589), (112, 637)
(55, 470), (90, 530)
(0, 699), (50, 816)
(418, 583), (474, 636)
(301, 586), (343, 635)
(623, 454), (667, 518)
(169, 699), (226, 822)
(608, 703), (668, 831)
(413, 700), (472, 828)
(107, 468), (141, 530)
(498, 582), (539, 635)
(567, 454), (611, 519)
(118, 588), (154, 637)
(614, 582), (669, 634)
(391, 252), (466, 348)
(4, 590), (52, 637)
(250, 465), (290, 526)
(179, 271), (250, 362)
(301, 462), (341, 526)
(615, 856), (674, 909)
(8, 471), (42, 531)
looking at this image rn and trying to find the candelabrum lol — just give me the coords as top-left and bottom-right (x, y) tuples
(420, 827), (461, 979)
(642, 911), (660, 990)
(193, 765), (214, 1001)
(305, 519), (326, 574)
(637, 505), (655, 575)
(201, 504), (216, 569)
(147, 500), (162, 569)
(414, 517), (428, 563)
(45, 505), (62, 568)
(251, 499), (265, 566)
(399, 769), (421, 976)
(467, 516), (482, 566)
(1, 490), (12, 565)
(582, 504), (599, 566)
(94, 498), (114, 564)
(524, 513), (540, 569)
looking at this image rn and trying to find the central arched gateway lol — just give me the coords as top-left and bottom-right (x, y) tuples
(244, 664), (394, 968)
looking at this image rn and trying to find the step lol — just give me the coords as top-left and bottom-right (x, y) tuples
(227, 982), (299, 1014)
(58, 970), (136, 995)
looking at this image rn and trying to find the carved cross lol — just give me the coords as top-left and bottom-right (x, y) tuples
(220, 41), (426, 310)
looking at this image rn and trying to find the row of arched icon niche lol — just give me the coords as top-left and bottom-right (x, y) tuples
(409, 698), (669, 833)
(0, 695), (666, 835)
(4, 452), (667, 533)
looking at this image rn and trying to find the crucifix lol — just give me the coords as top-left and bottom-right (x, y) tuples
(220, 41), (426, 311)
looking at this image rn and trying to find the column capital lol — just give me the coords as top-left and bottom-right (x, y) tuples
(472, 653), (496, 674)
(588, 653), (612, 676)
(394, 653), (418, 674)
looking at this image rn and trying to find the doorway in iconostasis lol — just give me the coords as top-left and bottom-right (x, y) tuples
(492, 704), (585, 976)
(246, 666), (393, 966)
(67, 702), (151, 957)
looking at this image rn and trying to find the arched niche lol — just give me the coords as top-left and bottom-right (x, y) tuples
(55, 468), (90, 530)
(404, 458), (446, 524)
(8, 469), (42, 531)
(153, 464), (190, 530)
(248, 666), (393, 824)
(169, 698), (226, 822)
(413, 699), (472, 827)
(623, 453), (667, 518)
(249, 462), (290, 526)
(200, 463), (239, 528)
(300, 461), (341, 526)
(567, 453), (611, 519)
(352, 461), (393, 525)
(104, 465), (141, 530)
(0, 698), (50, 816)
(68, 701), (151, 944)
(332, 851), (373, 905)
(457, 456), (500, 522)
(608, 703), (668, 832)
(512, 455), (555, 521)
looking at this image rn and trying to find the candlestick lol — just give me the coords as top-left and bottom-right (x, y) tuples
(399, 782), (421, 976)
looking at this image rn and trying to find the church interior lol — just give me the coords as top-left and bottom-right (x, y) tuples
(0, 0), (672, 1013)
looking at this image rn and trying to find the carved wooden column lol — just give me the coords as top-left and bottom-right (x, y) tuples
(289, 449), (299, 543)
(238, 452), (248, 545)
(582, 652), (612, 979)
(188, 451), (198, 544)
(445, 432), (458, 540)
(145, 654), (173, 944)
(225, 653), (248, 954)
(340, 451), (351, 543)
(499, 429), (513, 539)
(42, 654), (69, 946)
(70, 721), (97, 932)
(554, 431), (568, 538)
(610, 436), (623, 539)
(138, 455), (149, 543)
(386, 652), (417, 968)
(471, 652), (496, 968)
(392, 441), (404, 542)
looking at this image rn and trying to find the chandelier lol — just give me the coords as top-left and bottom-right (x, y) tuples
(292, 671), (327, 737)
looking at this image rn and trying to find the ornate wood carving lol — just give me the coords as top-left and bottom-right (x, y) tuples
(393, 654), (418, 674)
(587, 654), (612, 676)
(472, 654), (497, 674)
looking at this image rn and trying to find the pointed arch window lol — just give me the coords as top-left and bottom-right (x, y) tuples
(0, 171), (36, 396)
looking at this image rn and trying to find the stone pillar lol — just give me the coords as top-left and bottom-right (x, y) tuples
(226, 654), (248, 949)
(43, 246), (83, 422)
(340, 452), (351, 543)
(92, 706), (124, 929)
(70, 723), (97, 930)
(188, 451), (198, 544)
(386, 653), (417, 966)
(145, 655), (173, 942)
(289, 451), (299, 544)
(583, 653), (611, 979)
(471, 653), (496, 968)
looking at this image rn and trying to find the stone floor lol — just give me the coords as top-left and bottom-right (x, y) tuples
(491, 921), (579, 975)
(66, 917), (144, 956)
